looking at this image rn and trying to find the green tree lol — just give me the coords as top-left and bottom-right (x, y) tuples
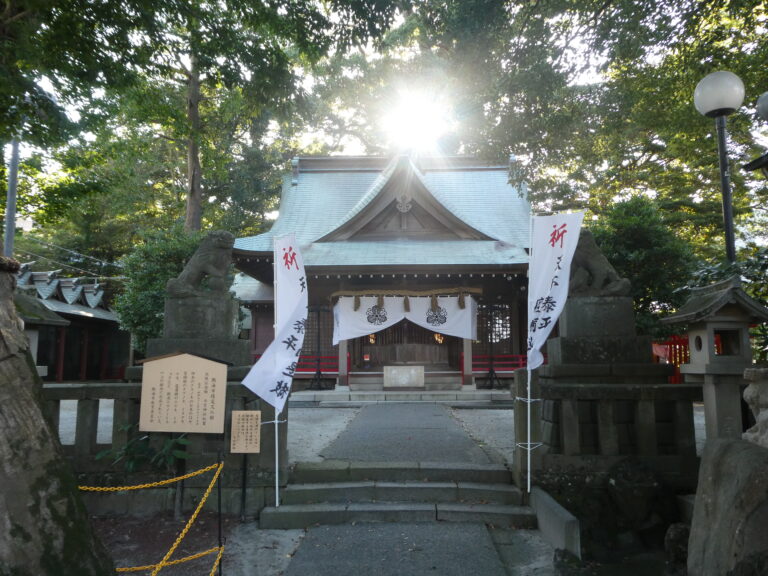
(590, 196), (696, 337)
(86, 0), (398, 232)
(12, 83), (298, 271)
(2, 1), (399, 235)
(308, 0), (768, 261)
(113, 227), (202, 353)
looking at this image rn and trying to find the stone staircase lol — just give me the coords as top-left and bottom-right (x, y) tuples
(259, 460), (537, 530)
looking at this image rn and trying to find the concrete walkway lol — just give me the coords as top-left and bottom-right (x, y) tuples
(222, 403), (555, 576)
(320, 403), (493, 463)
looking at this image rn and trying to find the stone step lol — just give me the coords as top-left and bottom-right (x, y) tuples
(259, 502), (537, 530)
(281, 481), (523, 506)
(289, 461), (513, 485)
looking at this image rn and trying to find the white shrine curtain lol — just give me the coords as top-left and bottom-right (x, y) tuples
(332, 295), (477, 345)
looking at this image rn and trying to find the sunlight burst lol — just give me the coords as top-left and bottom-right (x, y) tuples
(381, 90), (455, 153)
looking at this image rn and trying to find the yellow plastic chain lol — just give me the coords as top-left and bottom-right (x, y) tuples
(82, 462), (225, 574)
(208, 545), (225, 576)
(78, 462), (221, 492)
(150, 461), (224, 576)
(115, 546), (223, 573)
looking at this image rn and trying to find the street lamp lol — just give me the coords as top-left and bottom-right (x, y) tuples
(694, 70), (745, 263)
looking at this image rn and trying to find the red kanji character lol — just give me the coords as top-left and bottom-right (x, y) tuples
(549, 223), (567, 248)
(282, 246), (299, 270)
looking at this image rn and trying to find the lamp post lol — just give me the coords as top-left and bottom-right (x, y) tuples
(694, 70), (745, 263)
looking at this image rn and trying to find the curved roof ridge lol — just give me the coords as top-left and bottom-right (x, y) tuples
(311, 155), (403, 241)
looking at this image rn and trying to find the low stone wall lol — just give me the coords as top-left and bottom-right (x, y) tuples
(539, 382), (702, 489)
(42, 382), (285, 517)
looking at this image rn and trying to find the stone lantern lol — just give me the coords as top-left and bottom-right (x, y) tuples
(663, 277), (768, 440)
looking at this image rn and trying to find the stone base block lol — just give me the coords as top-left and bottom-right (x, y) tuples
(546, 335), (655, 365)
(384, 365), (425, 389)
(146, 337), (251, 366)
(558, 297), (636, 338)
(163, 294), (239, 340)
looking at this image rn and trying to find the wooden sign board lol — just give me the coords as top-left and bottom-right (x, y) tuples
(139, 353), (227, 434)
(230, 410), (261, 453)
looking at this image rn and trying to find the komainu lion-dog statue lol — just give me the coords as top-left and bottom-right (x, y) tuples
(569, 229), (632, 297)
(166, 230), (235, 297)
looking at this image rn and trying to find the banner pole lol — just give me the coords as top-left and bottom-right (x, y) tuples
(526, 211), (534, 494)
(275, 412), (280, 507)
(273, 237), (280, 508)
(527, 366), (532, 493)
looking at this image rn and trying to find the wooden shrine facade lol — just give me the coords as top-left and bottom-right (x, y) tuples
(233, 155), (531, 389)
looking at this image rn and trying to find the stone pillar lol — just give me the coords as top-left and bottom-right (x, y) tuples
(561, 400), (581, 456)
(510, 295), (521, 354)
(462, 338), (473, 385)
(74, 398), (99, 465)
(597, 401), (619, 456)
(251, 307), (275, 356)
(338, 339), (348, 386)
(703, 374), (744, 440)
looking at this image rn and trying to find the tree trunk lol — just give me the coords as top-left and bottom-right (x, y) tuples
(0, 257), (114, 576)
(185, 54), (203, 233)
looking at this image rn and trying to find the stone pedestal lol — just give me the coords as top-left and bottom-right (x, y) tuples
(699, 374), (744, 440)
(146, 294), (251, 366)
(535, 296), (698, 489)
(163, 295), (239, 339)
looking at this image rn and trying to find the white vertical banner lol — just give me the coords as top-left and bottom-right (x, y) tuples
(526, 212), (584, 370)
(242, 234), (308, 415)
(521, 211), (583, 494)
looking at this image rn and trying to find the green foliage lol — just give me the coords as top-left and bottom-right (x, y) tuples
(308, 0), (768, 263)
(96, 425), (190, 473)
(113, 227), (202, 353)
(590, 196), (696, 337)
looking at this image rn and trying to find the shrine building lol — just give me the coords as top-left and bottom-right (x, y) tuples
(233, 154), (531, 390)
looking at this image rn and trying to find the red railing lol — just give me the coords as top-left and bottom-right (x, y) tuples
(296, 355), (340, 373)
(458, 353), (531, 385)
(653, 335), (690, 384)
(250, 354), (341, 375)
(471, 354), (529, 372)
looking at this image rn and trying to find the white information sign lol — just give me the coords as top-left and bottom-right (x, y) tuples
(139, 353), (227, 434)
(230, 410), (262, 453)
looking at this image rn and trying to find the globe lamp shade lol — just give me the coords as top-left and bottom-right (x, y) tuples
(757, 91), (768, 122)
(694, 71), (745, 117)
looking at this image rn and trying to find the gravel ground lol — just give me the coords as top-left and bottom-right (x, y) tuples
(287, 407), (360, 463)
(451, 408), (516, 465)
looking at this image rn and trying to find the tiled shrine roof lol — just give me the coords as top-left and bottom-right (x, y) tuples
(16, 264), (118, 322)
(234, 155), (530, 271)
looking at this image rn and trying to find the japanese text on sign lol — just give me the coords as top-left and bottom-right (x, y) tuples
(140, 353), (227, 434)
(230, 410), (261, 453)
